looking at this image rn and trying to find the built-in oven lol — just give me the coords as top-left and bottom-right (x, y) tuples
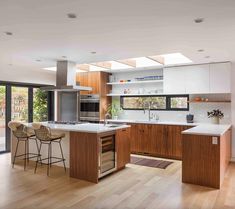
(98, 133), (117, 178)
(80, 94), (100, 122)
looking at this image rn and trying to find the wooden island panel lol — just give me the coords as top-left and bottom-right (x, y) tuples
(70, 132), (99, 183)
(182, 129), (231, 189)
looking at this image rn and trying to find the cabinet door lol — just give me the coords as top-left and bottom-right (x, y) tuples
(87, 72), (100, 94)
(163, 67), (186, 94)
(129, 124), (147, 153)
(210, 63), (231, 93)
(116, 128), (131, 169)
(76, 72), (89, 95)
(149, 124), (165, 155)
(130, 124), (140, 153)
(169, 125), (183, 159)
(185, 64), (210, 94)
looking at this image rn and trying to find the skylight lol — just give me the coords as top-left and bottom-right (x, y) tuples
(161, 53), (192, 65)
(132, 57), (162, 68)
(89, 65), (108, 72)
(109, 61), (133, 70)
(43, 67), (56, 71)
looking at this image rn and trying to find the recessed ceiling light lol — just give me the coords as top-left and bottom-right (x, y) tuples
(91, 51), (96, 54)
(132, 57), (162, 68)
(205, 56), (210, 58)
(161, 53), (192, 65)
(194, 18), (204, 23)
(67, 13), (77, 19)
(5, 31), (13, 36)
(197, 49), (204, 52)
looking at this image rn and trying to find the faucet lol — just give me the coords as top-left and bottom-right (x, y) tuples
(104, 113), (111, 126)
(143, 101), (151, 121)
(143, 101), (159, 122)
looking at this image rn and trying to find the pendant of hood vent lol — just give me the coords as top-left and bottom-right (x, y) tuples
(41, 61), (92, 91)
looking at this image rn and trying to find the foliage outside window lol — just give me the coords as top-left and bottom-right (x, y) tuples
(33, 89), (48, 122)
(121, 95), (189, 111)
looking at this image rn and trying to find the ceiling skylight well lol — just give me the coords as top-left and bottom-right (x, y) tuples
(161, 53), (192, 65)
(43, 67), (57, 71)
(89, 64), (108, 72)
(109, 61), (133, 70)
(132, 57), (162, 68)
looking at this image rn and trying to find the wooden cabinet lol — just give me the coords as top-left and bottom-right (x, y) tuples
(116, 128), (131, 169)
(76, 71), (111, 95)
(76, 71), (112, 119)
(129, 123), (193, 160)
(209, 62), (231, 93)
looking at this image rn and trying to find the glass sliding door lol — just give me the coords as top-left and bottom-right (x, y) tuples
(11, 87), (28, 122)
(0, 86), (6, 152)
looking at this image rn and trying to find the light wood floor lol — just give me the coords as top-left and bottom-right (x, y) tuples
(1, 153), (235, 209)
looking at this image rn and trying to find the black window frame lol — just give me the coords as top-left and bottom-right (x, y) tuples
(120, 94), (189, 111)
(0, 80), (54, 154)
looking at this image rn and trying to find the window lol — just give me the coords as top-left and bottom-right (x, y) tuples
(121, 95), (189, 111)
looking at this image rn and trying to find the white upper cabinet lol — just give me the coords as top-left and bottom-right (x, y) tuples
(209, 62), (231, 93)
(163, 62), (231, 94)
(163, 67), (186, 94)
(184, 64), (210, 94)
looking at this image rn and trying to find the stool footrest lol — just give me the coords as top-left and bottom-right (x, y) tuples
(38, 157), (65, 165)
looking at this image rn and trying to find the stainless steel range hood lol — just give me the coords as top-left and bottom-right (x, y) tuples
(42, 61), (92, 91)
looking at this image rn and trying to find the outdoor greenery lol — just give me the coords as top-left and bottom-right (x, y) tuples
(33, 89), (48, 122)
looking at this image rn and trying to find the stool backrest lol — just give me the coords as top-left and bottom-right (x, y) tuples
(8, 121), (28, 138)
(32, 123), (50, 141)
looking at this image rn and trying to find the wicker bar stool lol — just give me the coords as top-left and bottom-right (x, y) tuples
(32, 123), (66, 176)
(8, 121), (41, 170)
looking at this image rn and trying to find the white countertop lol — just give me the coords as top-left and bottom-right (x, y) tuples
(27, 122), (130, 134)
(103, 119), (232, 136)
(104, 119), (198, 126)
(182, 124), (232, 136)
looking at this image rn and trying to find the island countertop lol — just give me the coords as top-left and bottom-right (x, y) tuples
(26, 122), (130, 134)
(182, 124), (232, 136)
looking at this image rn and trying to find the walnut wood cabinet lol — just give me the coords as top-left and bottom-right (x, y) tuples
(129, 123), (193, 160)
(116, 127), (131, 169)
(76, 71), (112, 119)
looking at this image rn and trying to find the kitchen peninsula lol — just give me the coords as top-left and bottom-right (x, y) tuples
(11, 122), (131, 183)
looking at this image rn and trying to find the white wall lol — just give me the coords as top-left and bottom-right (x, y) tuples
(0, 67), (55, 85)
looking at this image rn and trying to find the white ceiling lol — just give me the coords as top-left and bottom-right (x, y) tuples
(0, 0), (235, 74)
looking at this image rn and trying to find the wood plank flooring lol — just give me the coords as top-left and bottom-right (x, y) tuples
(0, 153), (235, 209)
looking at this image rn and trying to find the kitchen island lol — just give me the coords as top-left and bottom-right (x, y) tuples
(11, 122), (131, 183)
(182, 124), (232, 189)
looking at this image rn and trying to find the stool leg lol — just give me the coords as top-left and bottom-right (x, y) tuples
(47, 142), (51, 176)
(27, 138), (29, 163)
(50, 142), (52, 168)
(35, 139), (42, 165)
(24, 140), (27, 170)
(12, 139), (19, 168)
(34, 141), (42, 174)
(59, 139), (66, 172)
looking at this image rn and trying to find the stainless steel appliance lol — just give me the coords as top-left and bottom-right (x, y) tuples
(98, 134), (117, 178)
(41, 61), (92, 92)
(57, 91), (80, 121)
(80, 94), (100, 122)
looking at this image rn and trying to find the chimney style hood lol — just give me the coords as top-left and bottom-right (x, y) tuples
(42, 61), (92, 91)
